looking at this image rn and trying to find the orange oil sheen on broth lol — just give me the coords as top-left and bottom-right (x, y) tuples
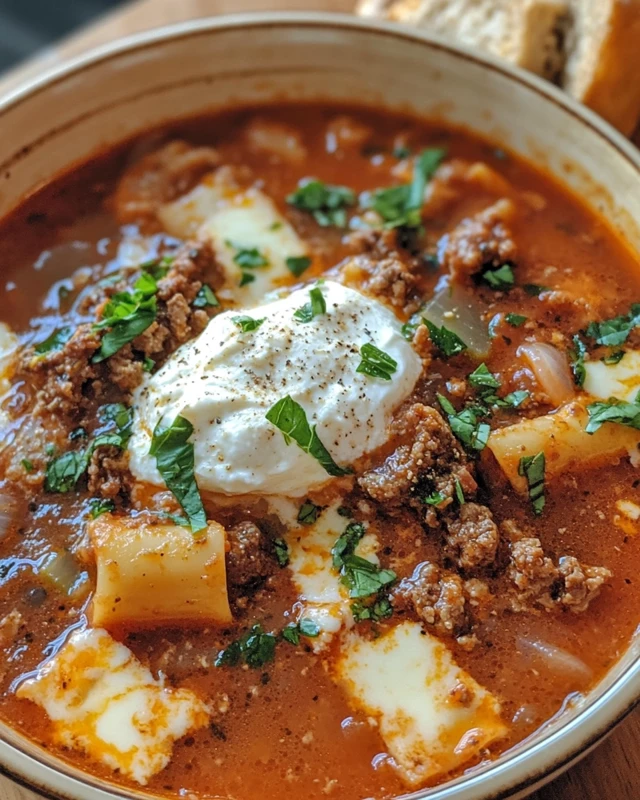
(0, 102), (638, 800)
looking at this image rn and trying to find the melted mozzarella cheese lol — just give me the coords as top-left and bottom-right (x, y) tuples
(0, 323), (18, 432)
(16, 628), (209, 785)
(158, 173), (307, 305)
(285, 502), (379, 650)
(584, 350), (640, 403)
(129, 281), (421, 497)
(334, 622), (507, 786)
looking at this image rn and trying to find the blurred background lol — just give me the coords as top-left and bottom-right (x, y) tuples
(0, 0), (124, 70)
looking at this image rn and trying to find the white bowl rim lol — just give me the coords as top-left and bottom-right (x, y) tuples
(0, 11), (638, 800)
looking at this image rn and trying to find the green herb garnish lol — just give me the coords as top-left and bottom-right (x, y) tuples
(287, 179), (355, 228)
(505, 313), (527, 327)
(293, 287), (326, 323)
(92, 273), (158, 362)
(229, 245), (269, 269)
(586, 304), (640, 347)
(356, 342), (398, 381)
(585, 398), (640, 434)
(331, 522), (366, 569)
(518, 452), (546, 515)
(265, 395), (351, 477)
(89, 498), (116, 519)
(569, 334), (587, 387)
(286, 256), (312, 278)
(425, 320), (468, 358)
(339, 555), (396, 599)
(273, 538), (289, 567)
(437, 394), (490, 451)
(422, 491), (445, 506)
(34, 327), (73, 355)
(351, 596), (393, 623)
(21, 459), (34, 473)
(232, 315), (265, 333)
(523, 284), (549, 297)
(215, 624), (277, 668)
(602, 350), (625, 365)
(149, 415), (207, 534)
(454, 478), (466, 505)
(482, 264), (515, 290)
(468, 363), (501, 390)
(193, 284), (219, 308)
(297, 500), (320, 525)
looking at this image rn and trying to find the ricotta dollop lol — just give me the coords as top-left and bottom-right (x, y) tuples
(128, 281), (422, 497)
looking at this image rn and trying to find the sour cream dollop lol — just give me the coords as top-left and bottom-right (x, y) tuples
(128, 281), (422, 497)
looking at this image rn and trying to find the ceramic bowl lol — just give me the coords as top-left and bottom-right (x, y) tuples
(0, 12), (638, 800)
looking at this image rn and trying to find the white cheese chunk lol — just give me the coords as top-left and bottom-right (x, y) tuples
(334, 622), (507, 786)
(16, 628), (209, 785)
(286, 503), (379, 650)
(129, 281), (422, 497)
(0, 322), (18, 433)
(158, 174), (307, 305)
(584, 350), (640, 403)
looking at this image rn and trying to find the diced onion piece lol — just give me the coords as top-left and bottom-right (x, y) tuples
(423, 281), (491, 358)
(487, 402), (640, 493)
(517, 637), (592, 682)
(518, 342), (574, 406)
(88, 515), (231, 630)
(0, 493), (18, 542)
(39, 551), (89, 597)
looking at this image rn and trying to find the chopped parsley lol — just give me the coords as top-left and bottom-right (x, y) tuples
(586, 304), (640, 347)
(45, 451), (89, 494)
(149, 415), (207, 535)
(568, 334), (588, 387)
(482, 264), (515, 290)
(232, 315), (265, 333)
(92, 272), (158, 362)
(371, 147), (446, 228)
(34, 326), (73, 355)
(281, 618), (321, 644)
(229, 245), (269, 269)
(286, 255), (312, 278)
(239, 272), (255, 287)
(273, 538), (289, 568)
(356, 342), (398, 381)
(332, 522), (366, 569)
(287, 179), (355, 228)
(468, 363), (501, 391)
(422, 491), (445, 506)
(215, 624), (277, 669)
(518, 452), (546, 515)
(425, 320), (468, 358)
(265, 395), (352, 477)
(351, 596), (392, 623)
(293, 286), (326, 323)
(467, 364), (529, 411)
(437, 393), (490, 452)
(297, 500), (321, 525)
(339, 555), (396, 599)
(585, 398), (640, 434)
(193, 284), (219, 308)
(88, 498), (115, 519)
(505, 313), (527, 327)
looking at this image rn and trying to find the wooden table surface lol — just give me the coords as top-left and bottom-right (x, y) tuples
(0, 1), (638, 799)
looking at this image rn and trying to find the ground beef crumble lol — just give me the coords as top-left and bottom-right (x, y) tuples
(444, 503), (500, 573)
(225, 521), (276, 610)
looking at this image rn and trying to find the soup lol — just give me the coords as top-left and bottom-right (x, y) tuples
(0, 103), (638, 800)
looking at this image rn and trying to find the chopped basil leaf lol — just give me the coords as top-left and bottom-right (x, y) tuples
(215, 624), (277, 669)
(98, 403), (134, 447)
(143, 356), (155, 373)
(339, 555), (396, 599)
(568, 334), (587, 387)
(523, 283), (549, 297)
(273, 538), (289, 568)
(149, 415), (207, 534)
(351, 596), (393, 623)
(586, 304), (640, 347)
(281, 624), (301, 645)
(401, 309), (423, 341)
(193, 284), (219, 308)
(269, 221), (283, 231)
(437, 393), (490, 451)
(298, 618), (321, 638)
(228, 244), (269, 269)
(287, 179), (355, 228)
(92, 273), (158, 362)
(21, 459), (34, 473)
(142, 254), (174, 280)
(392, 145), (412, 159)
(585, 398), (640, 434)
(505, 313), (527, 327)
(232, 315), (265, 333)
(454, 478), (466, 505)
(482, 264), (514, 290)
(422, 491), (445, 506)
(602, 350), (625, 365)
(286, 256), (312, 278)
(239, 272), (255, 287)
(45, 451), (89, 493)
(468, 363), (501, 390)
(34, 326), (73, 355)
(425, 320), (468, 358)
(371, 147), (446, 228)
(293, 287), (326, 323)
(89, 498), (115, 519)
(265, 395), (352, 477)
(518, 452), (546, 515)
(356, 342), (398, 381)
(337, 505), (352, 518)
(501, 390), (530, 408)
(332, 522), (366, 569)
(297, 500), (320, 525)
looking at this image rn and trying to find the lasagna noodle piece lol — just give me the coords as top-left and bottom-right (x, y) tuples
(88, 515), (231, 630)
(334, 622), (507, 786)
(16, 628), (209, 785)
(157, 172), (309, 305)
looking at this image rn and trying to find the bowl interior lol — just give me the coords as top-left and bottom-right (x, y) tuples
(0, 13), (638, 800)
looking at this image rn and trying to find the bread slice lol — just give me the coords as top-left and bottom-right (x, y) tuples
(357, 0), (569, 80)
(564, 0), (640, 135)
(357, 0), (640, 135)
